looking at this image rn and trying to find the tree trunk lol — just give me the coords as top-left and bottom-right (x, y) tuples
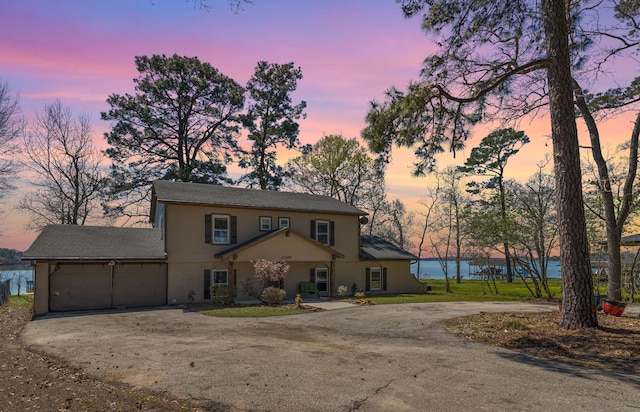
(542, 0), (597, 329)
(574, 83), (640, 301)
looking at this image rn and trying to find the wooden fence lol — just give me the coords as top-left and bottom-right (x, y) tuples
(0, 279), (10, 307)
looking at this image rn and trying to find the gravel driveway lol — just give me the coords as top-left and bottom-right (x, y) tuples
(21, 302), (640, 411)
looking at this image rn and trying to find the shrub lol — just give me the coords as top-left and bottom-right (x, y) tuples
(351, 283), (358, 296)
(211, 285), (237, 306)
(337, 285), (349, 298)
(262, 286), (286, 305)
(252, 259), (290, 289)
(354, 291), (366, 300)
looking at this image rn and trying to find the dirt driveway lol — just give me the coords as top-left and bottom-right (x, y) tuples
(21, 302), (640, 411)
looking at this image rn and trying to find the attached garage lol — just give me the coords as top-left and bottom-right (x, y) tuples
(49, 262), (167, 312)
(24, 225), (167, 315)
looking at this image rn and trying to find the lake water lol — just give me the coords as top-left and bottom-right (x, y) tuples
(0, 269), (34, 296)
(412, 259), (562, 280)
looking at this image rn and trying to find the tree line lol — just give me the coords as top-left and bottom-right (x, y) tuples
(0, 55), (410, 249)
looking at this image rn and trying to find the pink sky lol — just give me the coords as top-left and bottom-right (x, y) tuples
(0, 1), (637, 251)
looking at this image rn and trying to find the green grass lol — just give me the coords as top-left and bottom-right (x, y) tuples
(6, 294), (33, 308)
(196, 305), (313, 318)
(366, 279), (563, 304)
(195, 279), (565, 317)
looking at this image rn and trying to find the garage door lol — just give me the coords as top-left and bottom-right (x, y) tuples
(113, 263), (167, 307)
(50, 264), (112, 312)
(49, 263), (167, 312)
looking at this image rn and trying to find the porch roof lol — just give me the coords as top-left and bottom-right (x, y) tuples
(360, 235), (418, 260)
(215, 227), (345, 260)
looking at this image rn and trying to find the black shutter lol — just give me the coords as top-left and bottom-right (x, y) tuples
(310, 220), (316, 240)
(231, 216), (237, 244)
(330, 221), (335, 246)
(309, 268), (315, 283)
(383, 268), (387, 291)
(365, 267), (371, 292)
(204, 270), (211, 299)
(205, 215), (212, 244)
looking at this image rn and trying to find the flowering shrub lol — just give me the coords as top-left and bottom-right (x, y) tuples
(354, 291), (366, 300)
(252, 259), (290, 289)
(262, 286), (286, 305)
(337, 285), (349, 298)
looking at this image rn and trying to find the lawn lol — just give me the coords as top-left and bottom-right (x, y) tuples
(195, 304), (316, 317)
(194, 279), (564, 317)
(5, 294), (33, 308)
(367, 278), (564, 304)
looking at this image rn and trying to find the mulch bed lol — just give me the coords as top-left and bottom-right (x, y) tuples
(446, 310), (640, 373)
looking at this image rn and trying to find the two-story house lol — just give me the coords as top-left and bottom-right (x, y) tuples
(25, 180), (424, 315)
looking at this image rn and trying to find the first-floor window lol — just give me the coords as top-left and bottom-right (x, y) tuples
(369, 267), (382, 291)
(315, 267), (329, 292)
(213, 215), (230, 244)
(213, 269), (228, 285)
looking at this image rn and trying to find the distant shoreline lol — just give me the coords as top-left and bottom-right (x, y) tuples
(0, 264), (32, 271)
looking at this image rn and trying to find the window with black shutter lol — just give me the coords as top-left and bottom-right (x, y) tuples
(204, 269), (211, 299)
(205, 215), (212, 244)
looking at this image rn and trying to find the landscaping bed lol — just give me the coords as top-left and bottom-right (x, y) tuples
(447, 310), (640, 373)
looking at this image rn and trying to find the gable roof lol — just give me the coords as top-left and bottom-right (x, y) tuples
(360, 235), (418, 261)
(23, 225), (166, 261)
(215, 227), (345, 259)
(151, 180), (367, 217)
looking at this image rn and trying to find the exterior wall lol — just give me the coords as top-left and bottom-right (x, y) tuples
(163, 202), (361, 303)
(233, 261), (323, 300)
(336, 260), (425, 295)
(33, 262), (50, 316)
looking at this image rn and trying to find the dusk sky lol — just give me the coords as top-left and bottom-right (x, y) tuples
(1, 1), (637, 251)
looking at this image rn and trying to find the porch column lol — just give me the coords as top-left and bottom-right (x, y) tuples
(228, 260), (235, 287)
(330, 257), (336, 297)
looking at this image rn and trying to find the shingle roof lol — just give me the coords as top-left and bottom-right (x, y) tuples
(215, 227), (344, 259)
(23, 225), (166, 260)
(360, 235), (418, 260)
(621, 234), (640, 245)
(152, 180), (367, 216)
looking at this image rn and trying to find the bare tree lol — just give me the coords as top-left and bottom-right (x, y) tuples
(438, 166), (470, 284)
(0, 80), (22, 200)
(373, 199), (415, 250)
(509, 162), (558, 299)
(582, 141), (640, 300)
(20, 100), (105, 229)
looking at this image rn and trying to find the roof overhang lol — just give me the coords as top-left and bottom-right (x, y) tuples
(215, 227), (344, 261)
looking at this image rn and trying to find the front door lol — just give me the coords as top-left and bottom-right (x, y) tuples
(315, 268), (329, 296)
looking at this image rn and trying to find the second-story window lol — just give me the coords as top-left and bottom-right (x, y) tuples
(316, 220), (330, 245)
(278, 217), (290, 229)
(213, 215), (230, 244)
(260, 216), (272, 231)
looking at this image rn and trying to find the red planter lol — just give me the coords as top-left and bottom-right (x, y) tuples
(602, 299), (626, 317)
